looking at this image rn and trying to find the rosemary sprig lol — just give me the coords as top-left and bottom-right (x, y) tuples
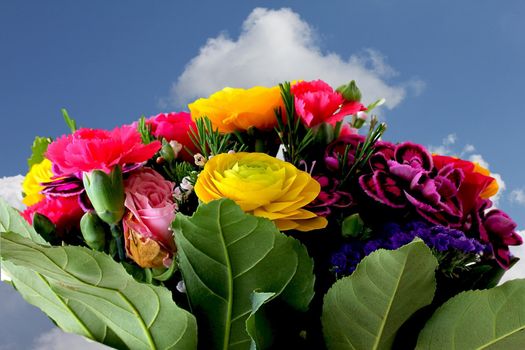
(340, 116), (386, 187)
(274, 82), (314, 165)
(189, 117), (246, 158)
(137, 116), (156, 144)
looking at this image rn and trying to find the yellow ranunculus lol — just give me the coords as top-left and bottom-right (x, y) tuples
(22, 158), (53, 206)
(194, 152), (327, 231)
(188, 86), (284, 133)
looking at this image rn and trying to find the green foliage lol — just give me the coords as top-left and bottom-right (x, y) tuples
(340, 115), (386, 188)
(27, 136), (52, 169)
(173, 199), (315, 350)
(62, 108), (78, 133)
(274, 82), (314, 166)
(0, 197), (47, 245)
(322, 240), (438, 350)
(336, 80), (362, 102)
(138, 115), (156, 144)
(189, 117), (246, 158)
(417, 279), (525, 349)
(0, 233), (197, 350)
(0, 198), (197, 349)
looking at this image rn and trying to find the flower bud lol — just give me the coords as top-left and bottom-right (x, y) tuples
(341, 213), (365, 238)
(82, 166), (125, 225)
(336, 80), (362, 102)
(33, 212), (56, 243)
(160, 139), (176, 162)
(80, 211), (107, 251)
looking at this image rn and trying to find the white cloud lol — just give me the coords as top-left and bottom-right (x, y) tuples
(0, 175), (25, 211)
(499, 230), (525, 284)
(428, 133), (457, 155)
(510, 188), (525, 205)
(32, 329), (109, 350)
(170, 8), (421, 108)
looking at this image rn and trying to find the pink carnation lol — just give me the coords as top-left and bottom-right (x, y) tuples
(22, 196), (84, 234)
(146, 112), (197, 162)
(292, 80), (366, 127)
(46, 125), (161, 175)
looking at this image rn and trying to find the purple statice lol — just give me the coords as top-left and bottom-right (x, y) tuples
(330, 221), (485, 276)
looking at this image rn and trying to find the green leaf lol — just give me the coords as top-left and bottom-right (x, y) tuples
(62, 108), (78, 133)
(0, 233), (197, 350)
(2, 261), (128, 349)
(417, 279), (525, 349)
(173, 199), (315, 350)
(246, 292), (276, 350)
(322, 240), (438, 350)
(0, 197), (48, 245)
(27, 136), (52, 169)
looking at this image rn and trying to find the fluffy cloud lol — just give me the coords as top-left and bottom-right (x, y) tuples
(0, 175), (25, 211)
(510, 189), (525, 205)
(32, 329), (109, 350)
(170, 8), (422, 108)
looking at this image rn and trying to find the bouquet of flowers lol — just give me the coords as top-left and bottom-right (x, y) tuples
(1, 79), (524, 350)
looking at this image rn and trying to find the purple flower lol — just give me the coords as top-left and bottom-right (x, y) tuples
(307, 175), (353, 216)
(330, 221), (485, 276)
(471, 199), (523, 269)
(359, 142), (463, 227)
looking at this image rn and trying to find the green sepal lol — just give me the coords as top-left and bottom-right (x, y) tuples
(32, 213), (57, 244)
(80, 211), (107, 251)
(82, 166), (125, 225)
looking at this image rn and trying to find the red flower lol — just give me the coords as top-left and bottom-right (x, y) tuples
(22, 196), (83, 234)
(146, 112), (198, 162)
(433, 155), (497, 215)
(292, 80), (366, 127)
(46, 126), (161, 175)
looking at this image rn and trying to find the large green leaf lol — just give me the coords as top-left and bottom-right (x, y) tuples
(0, 197), (48, 245)
(322, 240), (438, 350)
(417, 279), (525, 349)
(1, 232), (197, 350)
(173, 199), (315, 350)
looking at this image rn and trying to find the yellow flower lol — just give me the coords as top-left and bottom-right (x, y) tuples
(22, 158), (53, 206)
(194, 152), (327, 231)
(188, 85), (284, 133)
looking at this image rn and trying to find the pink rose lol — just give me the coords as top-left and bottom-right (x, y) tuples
(123, 168), (177, 257)
(292, 80), (367, 127)
(146, 112), (198, 162)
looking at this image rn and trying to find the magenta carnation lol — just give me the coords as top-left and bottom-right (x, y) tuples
(359, 142), (464, 227)
(46, 126), (161, 175)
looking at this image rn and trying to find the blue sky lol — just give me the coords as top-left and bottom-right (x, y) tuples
(1, 1), (525, 348)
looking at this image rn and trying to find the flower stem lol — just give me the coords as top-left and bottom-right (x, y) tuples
(110, 224), (125, 261)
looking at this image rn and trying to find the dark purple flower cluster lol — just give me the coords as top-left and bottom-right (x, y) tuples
(331, 221), (485, 276)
